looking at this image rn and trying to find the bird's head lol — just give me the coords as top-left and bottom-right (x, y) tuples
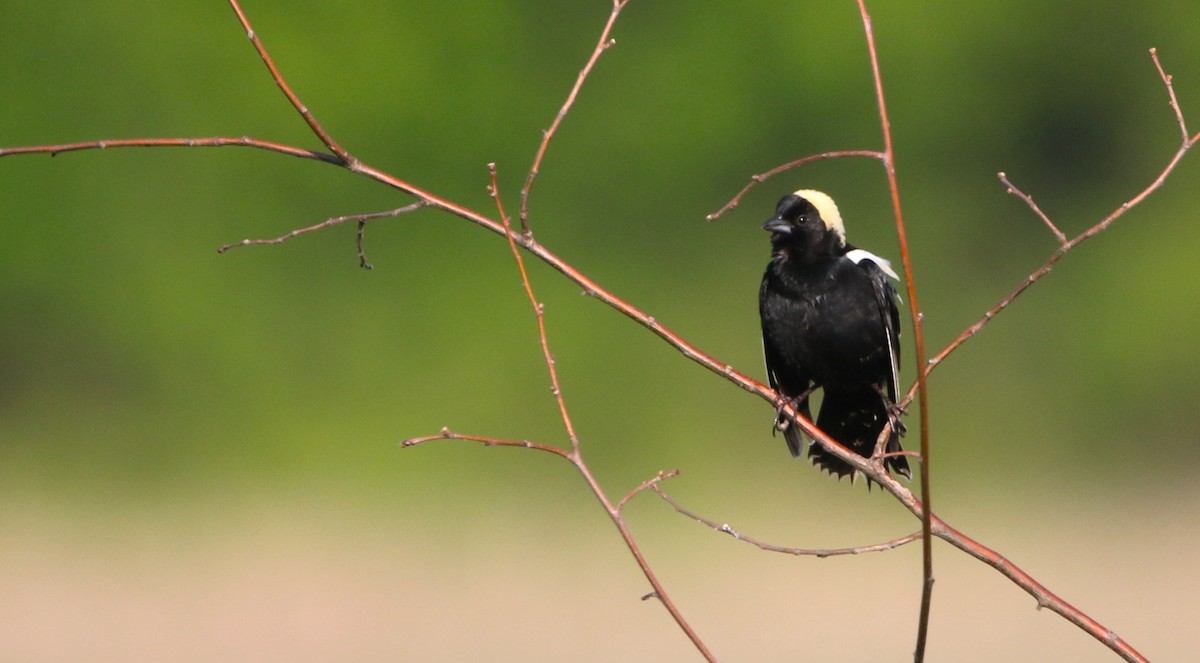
(763, 189), (847, 255)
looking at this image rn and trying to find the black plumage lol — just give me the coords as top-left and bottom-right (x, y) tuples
(758, 190), (910, 481)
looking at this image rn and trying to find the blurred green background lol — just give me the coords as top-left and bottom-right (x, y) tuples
(2, 2), (1198, 661)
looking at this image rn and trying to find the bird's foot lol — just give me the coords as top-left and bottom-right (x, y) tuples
(771, 385), (816, 433)
(885, 401), (908, 436)
(872, 384), (908, 436)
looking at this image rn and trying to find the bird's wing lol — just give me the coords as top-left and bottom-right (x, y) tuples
(848, 252), (902, 401)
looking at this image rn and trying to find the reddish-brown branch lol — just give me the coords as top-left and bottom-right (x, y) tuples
(706, 149), (887, 221)
(226, 0), (355, 166)
(489, 164), (583, 455)
(654, 484), (922, 557)
(401, 428), (569, 457)
(853, 2), (936, 658)
(869, 469), (1150, 663)
(617, 469), (680, 513)
(1151, 48), (1190, 142)
(0, 136), (339, 163)
(915, 52), (1199, 393)
(930, 518), (1147, 663)
(999, 172), (1068, 245)
(520, 0), (628, 232)
(217, 202), (428, 260)
(489, 163), (716, 661)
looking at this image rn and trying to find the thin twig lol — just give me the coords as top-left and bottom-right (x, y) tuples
(489, 164), (583, 455)
(654, 485), (922, 557)
(1151, 48), (1189, 142)
(356, 221), (372, 269)
(489, 163), (717, 661)
(915, 51), (1200, 390)
(707, 149), (887, 221)
(999, 172), (1068, 245)
(519, 0), (628, 233)
(401, 428), (569, 457)
(217, 202), (427, 256)
(617, 469), (680, 513)
(0, 136), (340, 163)
(226, 0), (355, 166)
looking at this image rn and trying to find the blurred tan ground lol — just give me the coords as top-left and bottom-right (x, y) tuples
(2, 485), (1193, 662)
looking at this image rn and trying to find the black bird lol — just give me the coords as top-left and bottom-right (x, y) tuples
(758, 189), (910, 481)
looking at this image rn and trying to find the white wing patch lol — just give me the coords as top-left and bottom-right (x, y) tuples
(845, 248), (899, 280)
(847, 248), (903, 401)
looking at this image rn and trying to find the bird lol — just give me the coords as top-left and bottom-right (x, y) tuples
(758, 189), (910, 482)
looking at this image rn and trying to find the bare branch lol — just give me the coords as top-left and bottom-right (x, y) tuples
(999, 172), (1068, 245)
(918, 50), (1200, 386)
(929, 517), (1148, 663)
(226, 0), (355, 166)
(850, 467), (1151, 663)
(355, 220), (372, 269)
(853, 2), (935, 658)
(488, 162), (717, 661)
(707, 149), (887, 221)
(489, 164), (583, 455)
(0, 136), (339, 163)
(400, 428), (569, 458)
(654, 484), (921, 557)
(519, 0), (629, 233)
(1151, 48), (1189, 142)
(617, 469), (680, 513)
(217, 202), (428, 259)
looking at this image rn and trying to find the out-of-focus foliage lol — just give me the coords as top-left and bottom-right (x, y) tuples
(2, 1), (1197, 498)
(1, 3), (1198, 661)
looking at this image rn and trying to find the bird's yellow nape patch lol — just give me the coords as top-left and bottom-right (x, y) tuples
(793, 189), (846, 245)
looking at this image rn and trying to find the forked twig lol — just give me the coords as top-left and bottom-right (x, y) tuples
(217, 202), (428, 266)
(915, 49), (1200, 389)
(489, 163), (583, 455)
(226, 0), (354, 165)
(617, 469), (680, 513)
(487, 163), (717, 661)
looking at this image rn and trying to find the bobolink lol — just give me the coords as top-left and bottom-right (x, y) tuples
(759, 190), (910, 481)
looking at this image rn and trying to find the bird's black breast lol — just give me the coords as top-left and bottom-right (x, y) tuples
(760, 255), (893, 390)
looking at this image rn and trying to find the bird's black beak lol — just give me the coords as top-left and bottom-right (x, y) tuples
(763, 217), (791, 234)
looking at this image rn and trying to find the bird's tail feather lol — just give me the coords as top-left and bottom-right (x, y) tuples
(809, 389), (910, 482)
